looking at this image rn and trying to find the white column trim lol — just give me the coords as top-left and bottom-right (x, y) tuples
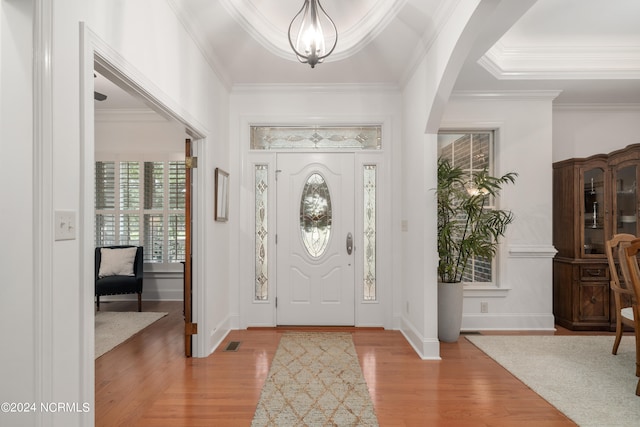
(79, 22), (96, 426)
(33, 0), (54, 424)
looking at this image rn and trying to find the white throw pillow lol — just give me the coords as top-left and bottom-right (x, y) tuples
(98, 247), (137, 278)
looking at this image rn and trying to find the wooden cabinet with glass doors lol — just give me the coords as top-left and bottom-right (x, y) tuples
(553, 144), (640, 330)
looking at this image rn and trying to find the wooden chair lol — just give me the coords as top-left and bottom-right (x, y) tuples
(621, 238), (640, 395)
(605, 234), (637, 358)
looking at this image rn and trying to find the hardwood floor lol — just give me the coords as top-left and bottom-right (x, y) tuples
(95, 301), (582, 426)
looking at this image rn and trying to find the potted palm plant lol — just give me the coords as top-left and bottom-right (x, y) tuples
(436, 157), (517, 342)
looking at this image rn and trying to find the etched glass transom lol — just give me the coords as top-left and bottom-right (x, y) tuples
(300, 173), (332, 258)
(251, 126), (381, 150)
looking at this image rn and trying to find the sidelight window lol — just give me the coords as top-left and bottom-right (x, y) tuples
(255, 165), (269, 301)
(363, 165), (377, 301)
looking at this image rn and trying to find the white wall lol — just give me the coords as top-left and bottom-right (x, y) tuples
(1, 1), (230, 425)
(0, 2), (37, 426)
(95, 110), (186, 155)
(399, 0), (506, 359)
(553, 105), (640, 161)
(90, 0), (232, 358)
(401, 57), (438, 357)
(441, 93), (557, 331)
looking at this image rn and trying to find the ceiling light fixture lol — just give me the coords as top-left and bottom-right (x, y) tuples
(288, 0), (337, 68)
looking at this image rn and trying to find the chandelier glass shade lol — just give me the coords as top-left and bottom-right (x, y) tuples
(288, 0), (338, 68)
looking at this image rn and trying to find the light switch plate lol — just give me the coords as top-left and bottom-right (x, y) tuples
(55, 210), (76, 241)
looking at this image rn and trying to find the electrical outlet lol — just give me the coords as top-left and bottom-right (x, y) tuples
(480, 302), (489, 313)
(54, 210), (76, 241)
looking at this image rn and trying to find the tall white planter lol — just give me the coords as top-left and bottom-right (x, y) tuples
(438, 281), (464, 342)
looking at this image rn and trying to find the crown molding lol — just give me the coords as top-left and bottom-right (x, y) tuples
(219, 0), (407, 63)
(450, 90), (562, 101)
(231, 82), (400, 94)
(165, 0), (232, 89)
(553, 103), (640, 112)
(479, 41), (640, 80)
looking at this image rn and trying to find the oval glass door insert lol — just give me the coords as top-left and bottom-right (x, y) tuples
(300, 173), (332, 258)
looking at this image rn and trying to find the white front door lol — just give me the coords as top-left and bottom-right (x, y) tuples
(276, 153), (355, 325)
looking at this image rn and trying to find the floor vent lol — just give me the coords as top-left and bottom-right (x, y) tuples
(224, 341), (241, 352)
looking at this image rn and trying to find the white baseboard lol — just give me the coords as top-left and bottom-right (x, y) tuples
(400, 317), (441, 360)
(208, 315), (232, 355)
(462, 313), (556, 331)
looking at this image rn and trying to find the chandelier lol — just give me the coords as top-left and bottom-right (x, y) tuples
(287, 0), (338, 68)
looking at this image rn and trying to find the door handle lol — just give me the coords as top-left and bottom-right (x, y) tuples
(346, 232), (353, 255)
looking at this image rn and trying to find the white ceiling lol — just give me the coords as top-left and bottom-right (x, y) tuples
(95, 0), (640, 109)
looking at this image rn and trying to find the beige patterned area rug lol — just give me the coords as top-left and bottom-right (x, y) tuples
(251, 332), (379, 426)
(467, 335), (640, 427)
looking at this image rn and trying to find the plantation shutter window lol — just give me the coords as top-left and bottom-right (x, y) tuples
(95, 159), (186, 267)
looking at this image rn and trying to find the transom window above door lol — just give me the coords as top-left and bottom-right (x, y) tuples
(250, 125), (381, 150)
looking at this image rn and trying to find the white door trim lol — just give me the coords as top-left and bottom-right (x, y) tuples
(239, 116), (395, 330)
(79, 26), (210, 385)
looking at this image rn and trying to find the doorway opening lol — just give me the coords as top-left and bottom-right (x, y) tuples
(91, 62), (200, 358)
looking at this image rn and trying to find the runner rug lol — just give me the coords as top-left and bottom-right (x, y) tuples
(467, 335), (640, 427)
(251, 332), (379, 426)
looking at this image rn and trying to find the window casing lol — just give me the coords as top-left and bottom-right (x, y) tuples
(95, 160), (186, 268)
(438, 130), (496, 285)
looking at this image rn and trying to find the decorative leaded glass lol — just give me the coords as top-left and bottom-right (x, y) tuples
(300, 173), (332, 258)
(255, 165), (269, 301)
(251, 126), (382, 150)
(363, 165), (377, 301)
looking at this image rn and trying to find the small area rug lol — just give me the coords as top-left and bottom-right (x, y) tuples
(251, 332), (379, 426)
(95, 311), (167, 359)
(467, 335), (640, 427)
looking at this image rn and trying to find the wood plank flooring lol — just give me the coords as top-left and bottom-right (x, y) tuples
(95, 301), (583, 426)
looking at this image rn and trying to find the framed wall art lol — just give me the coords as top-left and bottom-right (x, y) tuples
(215, 168), (229, 222)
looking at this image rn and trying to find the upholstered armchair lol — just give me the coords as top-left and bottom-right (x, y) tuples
(95, 246), (144, 312)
